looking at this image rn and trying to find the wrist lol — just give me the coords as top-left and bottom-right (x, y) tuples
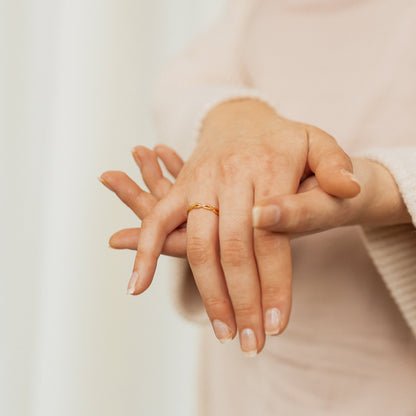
(199, 98), (283, 144)
(350, 158), (411, 227)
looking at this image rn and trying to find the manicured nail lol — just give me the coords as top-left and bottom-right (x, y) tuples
(252, 205), (280, 228)
(265, 308), (282, 335)
(131, 148), (142, 167)
(240, 328), (257, 357)
(340, 169), (361, 187)
(98, 176), (114, 192)
(212, 320), (233, 344)
(127, 271), (139, 295)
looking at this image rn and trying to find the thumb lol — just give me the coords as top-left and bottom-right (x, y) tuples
(252, 187), (346, 233)
(307, 127), (361, 198)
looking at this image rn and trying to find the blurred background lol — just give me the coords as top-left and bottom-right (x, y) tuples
(1, 0), (224, 415)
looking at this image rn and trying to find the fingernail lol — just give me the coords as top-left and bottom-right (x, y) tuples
(212, 320), (233, 344)
(252, 205), (280, 228)
(98, 176), (114, 192)
(127, 271), (139, 295)
(340, 169), (361, 187)
(131, 148), (142, 167)
(265, 308), (282, 335)
(240, 328), (257, 357)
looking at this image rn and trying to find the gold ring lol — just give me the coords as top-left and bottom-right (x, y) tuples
(187, 203), (219, 216)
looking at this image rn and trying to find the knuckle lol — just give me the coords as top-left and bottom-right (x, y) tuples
(156, 178), (171, 194)
(327, 152), (351, 170)
(270, 154), (292, 172)
(220, 153), (245, 178)
(255, 229), (278, 246)
(138, 245), (159, 264)
(220, 237), (246, 268)
(294, 202), (307, 226)
(141, 215), (158, 230)
(307, 124), (326, 138)
(308, 124), (337, 145)
(123, 187), (140, 204)
(233, 301), (258, 318)
(262, 285), (285, 302)
(281, 199), (303, 229)
(187, 236), (211, 266)
(203, 296), (230, 314)
(191, 163), (210, 184)
(132, 192), (146, 207)
(254, 231), (279, 257)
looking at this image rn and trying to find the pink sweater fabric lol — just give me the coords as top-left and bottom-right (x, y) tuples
(152, 0), (416, 413)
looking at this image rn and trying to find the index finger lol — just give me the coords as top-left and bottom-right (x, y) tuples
(128, 189), (187, 295)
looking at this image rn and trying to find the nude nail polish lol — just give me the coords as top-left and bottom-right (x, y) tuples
(127, 271), (139, 295)
(98, 176), (114, 192)
(212, 320), (233, 344)
(240, 328), (257, 357)
(340, 169), (361, 187)
(265, 308), (282, 335)
(131, 148), (142, 167)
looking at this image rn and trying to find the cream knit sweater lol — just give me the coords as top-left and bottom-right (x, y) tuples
(151, 0), (416, 340)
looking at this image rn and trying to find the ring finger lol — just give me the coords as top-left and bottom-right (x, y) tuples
(186, 192), (237, 344)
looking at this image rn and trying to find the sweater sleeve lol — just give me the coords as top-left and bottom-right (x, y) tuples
(359, 147), (416, 338)
(150, 0), (275, 161)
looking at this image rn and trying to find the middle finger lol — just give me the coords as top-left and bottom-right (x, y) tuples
(218, 181), (265, 357)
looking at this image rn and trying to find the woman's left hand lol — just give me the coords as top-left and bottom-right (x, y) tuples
(252, 158), (412, 234)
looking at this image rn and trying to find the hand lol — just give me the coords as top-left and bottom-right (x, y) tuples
(123, 99), (360, 356)
(100, 145), (187, 256)
(253, 157), (412, 234)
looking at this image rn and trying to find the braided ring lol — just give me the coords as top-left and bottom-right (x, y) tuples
(187, 203), (219, 216)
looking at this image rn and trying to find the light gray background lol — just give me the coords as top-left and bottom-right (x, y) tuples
(1, 1), (224, 415)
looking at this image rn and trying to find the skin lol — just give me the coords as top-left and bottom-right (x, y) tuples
(253, 157), (411, 233)
(100, 98), (364, 356)
(100, 141), (411, 355)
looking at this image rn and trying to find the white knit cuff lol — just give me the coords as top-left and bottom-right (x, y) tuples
(359, 147), (416, 338)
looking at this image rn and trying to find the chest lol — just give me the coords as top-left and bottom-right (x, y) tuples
(244, 0), (416, 151)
